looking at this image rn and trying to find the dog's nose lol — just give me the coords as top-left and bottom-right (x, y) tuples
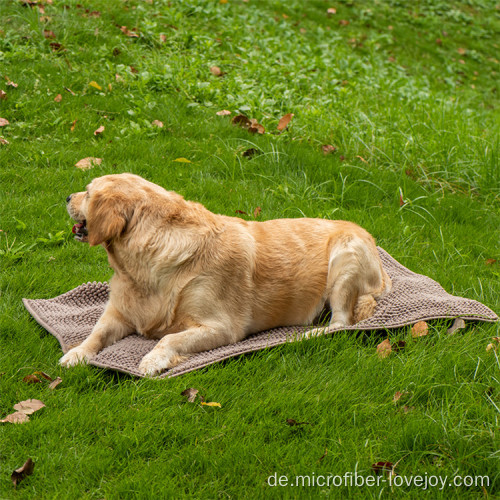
(66, 195), (72, 204)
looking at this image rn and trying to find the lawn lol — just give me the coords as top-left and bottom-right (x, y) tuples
(0, 0), (499, 497)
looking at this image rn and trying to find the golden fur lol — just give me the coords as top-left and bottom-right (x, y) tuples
(60, 173), (391, 376)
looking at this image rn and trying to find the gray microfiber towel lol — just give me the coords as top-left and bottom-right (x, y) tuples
(23, 248), (498, 378)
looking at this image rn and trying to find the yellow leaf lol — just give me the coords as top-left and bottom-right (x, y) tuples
(89, 81), (102, 90)
(201, 402), (221, 408)
(173, 157), (192, 163)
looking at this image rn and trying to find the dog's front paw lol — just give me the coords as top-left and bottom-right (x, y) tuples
(60, 346), (94, 367)
(138, 349), (180, 377)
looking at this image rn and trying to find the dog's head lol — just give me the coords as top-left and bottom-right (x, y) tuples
(66, 173), (173, 247)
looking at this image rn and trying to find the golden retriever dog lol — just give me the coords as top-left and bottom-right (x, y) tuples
(60, 173), (391, 376)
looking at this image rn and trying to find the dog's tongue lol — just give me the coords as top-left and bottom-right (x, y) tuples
(72, 223), (84, 234)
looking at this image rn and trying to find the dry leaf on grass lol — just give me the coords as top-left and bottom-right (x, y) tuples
(1, 399), (45, 424)
(94, 125), (105, 136)
(13, 399), (45, 415)
(181, 388), (200, 403)
(232, 115), (252, 128)
(377, 338), (392, 359)
(392, 391), (409, 403)
(201, 402), (221, 408)
(411, 321), (428, 338)
(0, 90), (7, 100)
(210, 66), (222, 76)
(0, 118), (10, 127)
(22, 374), (42, 384)
(88, 81), (102, 91)
(120, 26), (139, 38)
(216, 110), (231, 116)
(0, 137), (9, 145)
(253, 206), (262, 218)
(152, 120), (164, 128)
(54, 93), (62, 102)
(75, 157), (102, 170)
(235, 210), (248, 216)
(242, 148), (261, 158)
(327, 7), (337, 15)
(11, 458), (34, 488)
(70, 119), (77, 132)
(457, 47), (467, 55)
(248, 119), (265, 134)
(48, 377), (62, 390)
(277, 113), (294, 131)
(1, 412), (30, 424)
(5, 77), (18, 88)
(447, 318), (465, 334)
(43, 30), (56, 39)
(486, 337), (500, 352)
(485, 258), (497, 265)
(322, 144), (336, 155)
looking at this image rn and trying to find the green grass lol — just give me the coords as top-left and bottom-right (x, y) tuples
(1, 0), (499, 497)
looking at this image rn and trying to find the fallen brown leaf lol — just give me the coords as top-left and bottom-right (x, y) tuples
(457, 47), (466, 55)
(447, 318), (465, 334)
(75, 157), (102, 170)
(13, 399), (45, 415)
(0, 118), (10, 127)
(339, 19), (350, 26)
(317, 448), (328, 462)
(94, 125), (105, 136)
(181, 388), (199, 403)
(235, 210), (248, 216)
(5, 77), (18, 88)
(70, 119), (77, 132)
(277, 113), (294, 131)
(322, 144), (336, 155)
(43, 30), (56, 39)
(249, 118), (265, 134)
(0, 137), (9, 145)
(327, 7), (337, 15)
(242, 148), (261, 158)
(356, 155), (368, 163)
(22, 374), (42, 384)
(232, 114), (252, 128)
(253, 206), (262, 218)
(0, 90), (6, 100)
(49, 42), (65, 52)
(152, 120), (164, 128)
(48, 377), (62, 390)
(486, 337), (500, 352)
(120, 26), (139, 38)
(54, 93), (62, 102)
(392, 391), (409, 403)
(0, 412), (30, 424)
(377, 338), (392, 358)
(11, 458), (35, 488)
(411, 321), (428, 338)
(485, 258), (497, 265)
(159, 34), (167, 43)
(210, 66), (222, 76)
(216, 109), (231, 116)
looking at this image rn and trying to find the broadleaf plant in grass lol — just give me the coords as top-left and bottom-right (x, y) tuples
(0, 0), (499, 497)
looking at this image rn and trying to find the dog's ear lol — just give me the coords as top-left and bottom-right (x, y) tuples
(87, 191), (130, 246)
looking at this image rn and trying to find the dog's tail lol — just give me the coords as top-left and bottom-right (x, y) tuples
(353, 270), (391, 323)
